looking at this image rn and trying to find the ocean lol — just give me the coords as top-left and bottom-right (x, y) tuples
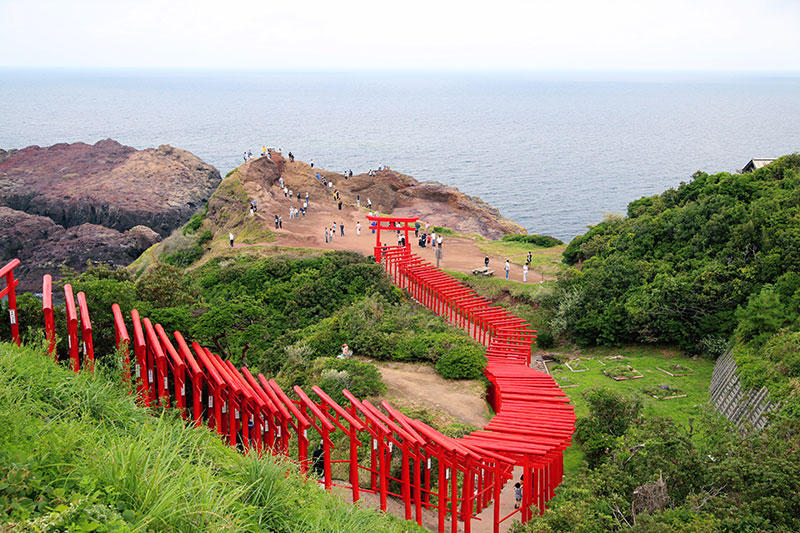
(2, 69), (799, 242)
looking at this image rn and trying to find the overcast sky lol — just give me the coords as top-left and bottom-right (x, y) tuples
(1, 0), (798, 71)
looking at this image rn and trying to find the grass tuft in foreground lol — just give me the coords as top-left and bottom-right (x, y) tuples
(0, 342), (423, 532)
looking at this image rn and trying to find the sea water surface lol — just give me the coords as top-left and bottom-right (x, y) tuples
(2, 69), (799, 241)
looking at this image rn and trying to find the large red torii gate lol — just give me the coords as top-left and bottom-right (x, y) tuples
(366, 214), (417, 262)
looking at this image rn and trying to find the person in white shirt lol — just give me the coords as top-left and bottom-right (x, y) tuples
(229, 232), (235, 247)
(505, 260), (510, 280)
(437, 235), (443, 248)
(523, 264), (528, 283)
(356, 221), (361, 235)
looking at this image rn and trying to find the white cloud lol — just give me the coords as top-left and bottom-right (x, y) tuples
(0, 0), (798, 70)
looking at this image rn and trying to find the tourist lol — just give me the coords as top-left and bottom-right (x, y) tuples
(229, 232), (235, 247)
(527, 251), (532, 264)
(505, 260), (510, 280)
(311, 441), (324, 477)
(523, 264), (529, 282)
(310, 159), (314, 168)
(332, 221), (337, 237)
(249, 207), (254, 217)
(242, 151), (247, 162)
(514, 483), (522, 509)
(356, 221), (361, 235)
(338, 200), (342, 210)
(349, 169), (353, 178)
(414, 221), (420, 237)
(367, 198), (372, 209)
(430, 232), (436, 246)
(279, 216), (283, 229)
(484, 257), (490, 268)
(340, 224), (344, 237)
(356, 194), (360, 208)
(324, 228), (329, 243)
(274, 215), (279, 229)
(437, 235), (443, 248)
(288, 151), (294, 162)
(289, 188), (293, 198)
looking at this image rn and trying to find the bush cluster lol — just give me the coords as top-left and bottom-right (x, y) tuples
(501, 234), (563, 247)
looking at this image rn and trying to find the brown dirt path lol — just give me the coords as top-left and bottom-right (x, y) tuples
(374, 361), (491, 428)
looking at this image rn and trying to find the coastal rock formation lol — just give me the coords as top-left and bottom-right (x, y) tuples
(0, 140), (220, 290)
(233, 155), (524, 239)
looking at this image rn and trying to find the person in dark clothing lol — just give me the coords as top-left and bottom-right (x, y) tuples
(274, 215), (279, 229)
(338, 200), (342, 210)
(340, 224), (344, 236)
(288, 152), (294, 162)
(312, 442), (324, 477)
(485, 256), (490, 268)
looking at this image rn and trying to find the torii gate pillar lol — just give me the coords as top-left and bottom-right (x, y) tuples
(366, 215), (417, 262)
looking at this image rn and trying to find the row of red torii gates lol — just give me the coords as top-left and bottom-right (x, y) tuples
(0, 216), (575, 532)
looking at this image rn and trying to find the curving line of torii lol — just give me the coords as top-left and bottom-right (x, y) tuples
(0, 216), (575, 533)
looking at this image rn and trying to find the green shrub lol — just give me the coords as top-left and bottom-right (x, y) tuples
(182, 212), (204, 235)
(501, 234), (563, 247)
(536, 331), (555, 349)
(431, 226), (456, 236)
(312, 358), (386, 405)
(196, 229), (213, 246)
(162, 245), (204, 268)
(435, 343), (487, 379)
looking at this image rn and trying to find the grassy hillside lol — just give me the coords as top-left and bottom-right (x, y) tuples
(0, 341), (423, 532)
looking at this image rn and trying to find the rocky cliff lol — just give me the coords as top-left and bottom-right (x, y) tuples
(236, 156), (525, 239)
(0, 139), (220, 290)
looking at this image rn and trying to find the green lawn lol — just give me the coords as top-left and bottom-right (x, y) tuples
(551, 345), (714, 426)
(472, 238), (565, 274)
(551, 345), (714, 475)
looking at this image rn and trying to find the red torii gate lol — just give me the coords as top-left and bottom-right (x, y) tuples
(366, 214), (417, 262)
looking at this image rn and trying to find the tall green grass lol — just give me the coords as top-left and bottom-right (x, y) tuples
(0, 342), (423, 532)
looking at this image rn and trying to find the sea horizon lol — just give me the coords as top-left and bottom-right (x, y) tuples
(2, 68), (799, 241)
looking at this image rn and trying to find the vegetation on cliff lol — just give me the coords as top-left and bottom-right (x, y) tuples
(509, 155), (800, 531)
(0, 342), (422, 532)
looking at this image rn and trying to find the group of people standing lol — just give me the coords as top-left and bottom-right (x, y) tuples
(493, 250), (533, 282)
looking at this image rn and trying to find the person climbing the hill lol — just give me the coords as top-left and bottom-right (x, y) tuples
(274, 215), (279, 229)
(514, 483), (522, 509)
(414, 221), (420, 237)
(310, 159), (314, 168)
(288, 151), (294, 162)
(523, 263), (529, 282)
(332, 222), (337, 239)
(324, 227), (329, 243)
(367, 198), (372, 209)
(338, 200), (342, 210)
(505, 260), (510, 280)
(484, 256), (490, 268)
(279, 216), (283, 229)
(527, 251), (532, 264)
(356, 194), (360, 208)
(356, 221), (361, 235)
(340, 224), (344, 237)
(437, 235), (443, 248)
(229, 232), (235, 247)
